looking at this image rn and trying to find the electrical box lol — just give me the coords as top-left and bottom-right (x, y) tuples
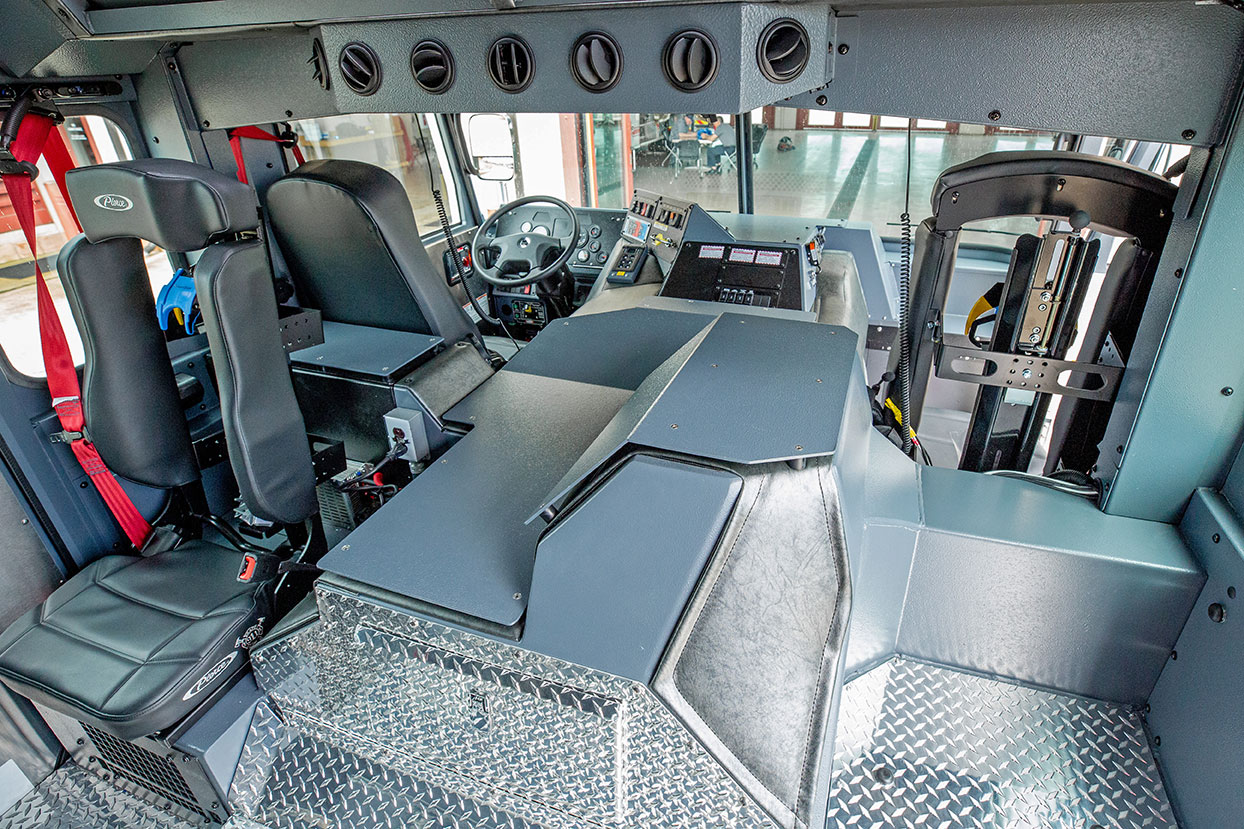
(384, 407), (430, 462)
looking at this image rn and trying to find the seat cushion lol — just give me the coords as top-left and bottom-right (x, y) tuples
(0, 541), (272, 740)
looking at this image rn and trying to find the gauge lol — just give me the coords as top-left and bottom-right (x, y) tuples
(589, 240), (601, 252)
(596, 251), (607, 264)
(576, 250), (589, 262)
(577, 233), (588, 246)
(520, 221), (532, 232)
(533, 226), (550, 236)
(589, 225), (601, 238)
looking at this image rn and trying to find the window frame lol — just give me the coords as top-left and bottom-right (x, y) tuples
(0, 104), (152, 389)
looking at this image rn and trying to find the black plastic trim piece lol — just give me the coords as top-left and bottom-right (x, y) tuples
(338, 42), (382, 96)
(570, 31), (624, 93)
(756, 18), (810, 84)
(662, 29), (719, 92)
(411, 39), (455, 95)
(488, 36), (535, 94)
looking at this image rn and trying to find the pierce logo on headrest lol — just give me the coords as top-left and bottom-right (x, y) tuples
(93, 194), (133, 211)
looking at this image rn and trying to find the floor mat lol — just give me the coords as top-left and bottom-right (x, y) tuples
(0, 764), (195, 829)
(827, 658), (1176, 829)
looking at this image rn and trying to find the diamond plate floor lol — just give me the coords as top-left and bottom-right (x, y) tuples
(827, 658), (1176, 829)
(0, 764), (195, 829)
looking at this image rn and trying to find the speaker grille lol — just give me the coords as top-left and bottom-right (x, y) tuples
(488, 36), (534, 93)
(339, 42), (381, 96)
(757, 19), (810, 84)
(663, 30), (718, 92)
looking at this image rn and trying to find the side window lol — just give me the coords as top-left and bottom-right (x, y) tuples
(0, 115), (173, 378)
(289, 114), (461, 230)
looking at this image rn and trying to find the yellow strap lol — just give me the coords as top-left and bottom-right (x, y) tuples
(884, 398), (917, 440)
(965, 293), (995, 336)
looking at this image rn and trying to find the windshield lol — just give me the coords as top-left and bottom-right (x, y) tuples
(462, 110), (1187, 250)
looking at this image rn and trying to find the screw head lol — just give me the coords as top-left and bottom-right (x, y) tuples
(1021, 369), (1032, 379)
(837, 43), (849, 55)
(988, 109), (1002, 122)
(1223, 387), (1234, 396)
(1182, 129), (1196, 141)
(1040, 291), (1052, 302)
(1028, 333), (1040, 344)
(1209, 602), (1226, 623)
(815, 94), (827, 106)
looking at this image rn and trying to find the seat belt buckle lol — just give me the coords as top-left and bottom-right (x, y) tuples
(0, 150), (38, 180)
(237, 552), (283, 583)
(49, 429), (84, 445)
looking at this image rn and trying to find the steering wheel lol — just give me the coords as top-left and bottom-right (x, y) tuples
(471, 195), (581, 288)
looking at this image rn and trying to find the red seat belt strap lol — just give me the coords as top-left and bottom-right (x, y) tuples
(228, 125), (305, 184)
(2, 113), (151, 548)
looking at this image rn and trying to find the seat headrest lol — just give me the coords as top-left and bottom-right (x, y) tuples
(66, 159), (258, 252)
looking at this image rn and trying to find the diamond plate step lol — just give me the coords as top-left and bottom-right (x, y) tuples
(0, 764), (196, 829)
(827, 658), (1176, 829)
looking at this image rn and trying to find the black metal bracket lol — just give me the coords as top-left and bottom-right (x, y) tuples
(936, 343), (1122, 402)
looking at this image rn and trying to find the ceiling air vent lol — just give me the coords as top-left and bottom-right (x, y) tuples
(488, 36), (534, 93)
(339, 42), (382, 96)
(309, 38), (330, 91)
(757, 19), (810, 84)
(571, 32), (623, 93)
(662, 30), (718, 92)
(411, 39), (454, 95)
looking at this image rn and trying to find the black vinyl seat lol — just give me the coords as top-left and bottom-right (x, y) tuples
(0, 159), (316, 739)
(0, 542), (269, 740)
(264, 159), (477, 345)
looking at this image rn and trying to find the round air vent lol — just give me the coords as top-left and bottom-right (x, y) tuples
(757, 19), (810, 84)
(662, 30), (718, 92)
(488, 36), (534, 93)
(570, 32), (623, 93)
(411, 39), (454, 95)
(339, 42), (381, 96)
(309, 38), (330, 91)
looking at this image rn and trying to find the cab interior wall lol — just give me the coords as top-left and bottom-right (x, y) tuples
(0, 0), (1243, 827)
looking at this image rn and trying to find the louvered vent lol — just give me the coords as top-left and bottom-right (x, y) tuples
(488, 36), (534, 93)
(571, 32), (623, 93)
(757, 19), (810, 84)
(309, 38), (330, 91)
(339, 42), (381, 96)
(411, 39), (454, 94)
(662, 30), (718, 92)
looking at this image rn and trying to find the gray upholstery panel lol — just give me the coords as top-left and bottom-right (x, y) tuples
(194, 240), (317, 525)
(656, 459), (851, 829)
(65, 158), (258, 252)
(265, 160), (476, 345)
(57, 234), (199, 489)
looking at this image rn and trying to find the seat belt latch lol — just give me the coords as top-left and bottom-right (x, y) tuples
(0, 154), (38, 179)
(49, 430), (84, 445)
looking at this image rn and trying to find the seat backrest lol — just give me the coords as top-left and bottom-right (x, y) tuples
(66, 159), (317, 526)
(61, 158), (258, 490)
(264, 159), (476, 345)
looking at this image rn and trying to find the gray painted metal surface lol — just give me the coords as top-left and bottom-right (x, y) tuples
(531, 313), (858, 519)
(787, 1), (1242, 147)
(1146, 489), (1244, 829)
(524, 455), (741, 681)
(628, 315), (857, 464)
(238, 585), (782, 828)
(902, 466), (1204, 704)
(174, 674), (265, 806)
(289, 321), (442, 382)
(1103, 109), (1244, 522)
(828, 658), (1175, 829)
(317, 371), (632, 626)
(0, 764), (194, 829)
(316, 306), (755, 625)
